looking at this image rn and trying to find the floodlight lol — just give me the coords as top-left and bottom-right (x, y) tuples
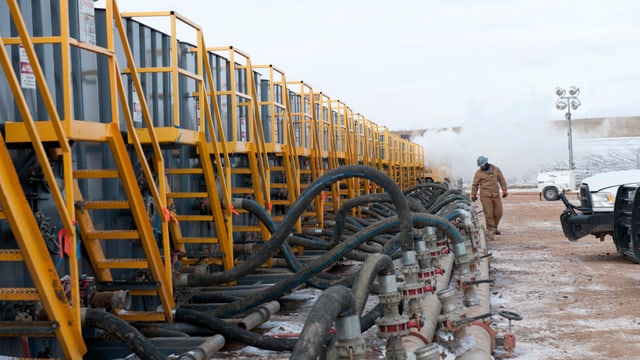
(555, 87), (566, 97)
(568, 86), (580, 96)
(570, 98), (581, 110)
(555, 99), (568, 110)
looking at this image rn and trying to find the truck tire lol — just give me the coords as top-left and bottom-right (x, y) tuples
(542, 186), (559, 201)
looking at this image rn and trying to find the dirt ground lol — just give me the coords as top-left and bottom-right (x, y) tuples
(218, 191), (640, 359)
(490, 191), (640, 359)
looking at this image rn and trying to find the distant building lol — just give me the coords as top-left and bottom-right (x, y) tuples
(393, 116), (640, 139)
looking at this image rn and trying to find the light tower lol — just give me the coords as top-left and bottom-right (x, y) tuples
(554, 86), (581, 190)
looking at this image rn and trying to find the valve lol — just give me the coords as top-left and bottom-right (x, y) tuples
(499, 310), (523, 357)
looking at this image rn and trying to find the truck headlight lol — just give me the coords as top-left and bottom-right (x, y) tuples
(591, 192), (615, 208)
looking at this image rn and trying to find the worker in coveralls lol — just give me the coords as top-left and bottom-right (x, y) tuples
(471, 155), (508, 238)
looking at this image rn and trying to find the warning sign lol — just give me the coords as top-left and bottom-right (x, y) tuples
(19, 45), (36, 90)
(78, 0), (96, 44)
(132, 87), (142, 124)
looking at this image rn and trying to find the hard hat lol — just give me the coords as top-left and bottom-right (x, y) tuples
(477, 156), (488, 167)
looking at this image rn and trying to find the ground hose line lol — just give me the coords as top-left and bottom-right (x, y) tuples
(290, 285), (358, 360)
(331, 193), (423, 248)
(210, 216), (407, 318)
(83, 308), (165, 360)
(178, 165), (413, 287)
(429, 194), (471, 214)
(174, 308), (297, 351)
(403, 182), (449, 196)
(211, 211), (464, 319)
(350, 253), (395, 315)
(233, 198), (339, 288)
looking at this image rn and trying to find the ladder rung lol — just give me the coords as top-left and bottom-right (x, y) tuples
(167, 192), (208, 198)
(114, 310), (165, 322)
(0, 249), (23, 261)
(230, 168), (252, 174)
(0, 321), (59, 337)
(129, 289), (158, 296)
(166, 168), (204, 175)
(271, 200), (291, 205)
(271, 183), (288, 189)
(81, 200), (130, 210)
(233, 225), (261, 232)
(97, 259), (149, 269)
(73, 169), (119, 179)
(175, 215), (214, 222)
(272, 215), (284, 221)
(87, 230), (140, 240)
(178, 237), (219, 244)
(271, 166), (285, 171)
(0, 287), (40, 301)
(231, 188), (255, 194)
(0, 210), (5, 219)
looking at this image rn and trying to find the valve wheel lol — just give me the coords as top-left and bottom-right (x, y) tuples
(499, 310), (523, 321)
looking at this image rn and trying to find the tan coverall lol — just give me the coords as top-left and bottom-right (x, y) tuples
(471, 164), (507, 233)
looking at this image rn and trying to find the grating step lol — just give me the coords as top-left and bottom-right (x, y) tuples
(231, 188), (254, 194)
(233, 225), (261, 232)
(97, 281), (160, 292)
(0, 287), (40, 301)
(179, 237), (219, 244)
(81, 200), (130, 210)
(73, 169), (119, 179)
(175, 215), (214, 222)
(114, 310), (165, 322)
(0, 249), (23, 262)
(167, 192), (208, 199)
(0, 321), (59, 336)
(166, 168), (204, 175)
(97, 258), (149, 269)
(86, 230), (140, 240)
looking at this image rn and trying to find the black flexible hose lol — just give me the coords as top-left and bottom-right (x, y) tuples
(233, 198), (339, 287)
(403, 182), (448, 196)
(429, 194), (470, 214)
(174, 308), (296, 351)
(210, 215), (405, 318)
(83, 308), (165, 360)
(290, 285), (358, 360)
(210, 210), (461, 318)
(182, 165), (413, 286)
(350, 253), (395, 315)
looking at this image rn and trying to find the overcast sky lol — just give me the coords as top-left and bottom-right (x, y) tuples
(96, 0), (640, 180)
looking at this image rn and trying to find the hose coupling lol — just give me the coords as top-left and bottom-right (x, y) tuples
(335, 315), (366, 359)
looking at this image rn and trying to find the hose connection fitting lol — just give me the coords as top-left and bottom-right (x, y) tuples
(334, 314), (366, 360)
(376, 274), (409, 360)
(455, 252), (481, 307)
(400, 251), (433, 311)
(436, 287), (474, 355)
(415, 236), (439, 286)
(414, 343), (443, 360)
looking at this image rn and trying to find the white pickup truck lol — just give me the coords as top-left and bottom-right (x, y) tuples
(537, 170), (574, 201)
(558, 169), (640, 243)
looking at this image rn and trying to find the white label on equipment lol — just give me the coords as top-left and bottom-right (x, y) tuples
(132, 87), (142, 124)
(19, 45), (36, 89)
(78, 0), (96, 44)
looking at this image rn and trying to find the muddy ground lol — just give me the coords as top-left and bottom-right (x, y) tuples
(217, 191), (640, 359)
(490, 191), (640, 359)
